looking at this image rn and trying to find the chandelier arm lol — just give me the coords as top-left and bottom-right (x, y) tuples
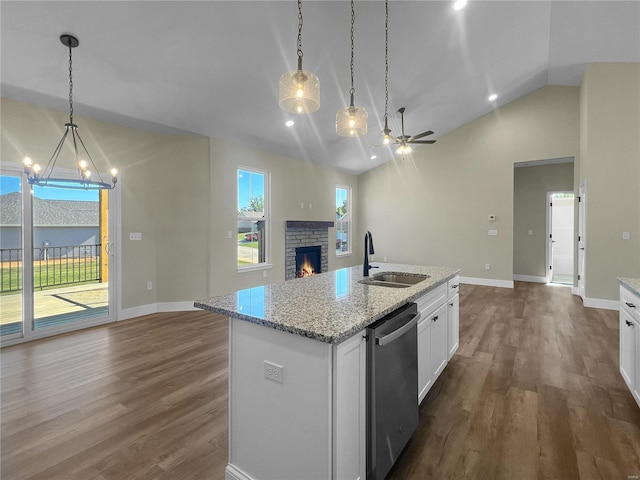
(75, 129), (109, 183)
(39, 128), (71, 180)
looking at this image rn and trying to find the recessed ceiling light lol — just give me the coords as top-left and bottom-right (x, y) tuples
(370, 155), (377, 160)
(453, 0), (467, 11)
(488, 93), (498, 102)
(285, 120), (295, 127)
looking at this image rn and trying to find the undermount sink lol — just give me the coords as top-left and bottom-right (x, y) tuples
(359, 272), (430, 288)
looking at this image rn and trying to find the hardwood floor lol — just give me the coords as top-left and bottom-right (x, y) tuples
(1, 282), (639, 479)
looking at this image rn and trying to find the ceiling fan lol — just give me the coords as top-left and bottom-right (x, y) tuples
(379, 107), (436, 155)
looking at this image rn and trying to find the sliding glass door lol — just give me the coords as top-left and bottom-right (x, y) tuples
(1, 165), (117, 343)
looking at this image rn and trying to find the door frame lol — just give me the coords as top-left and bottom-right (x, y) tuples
(577, 180), (586, 300)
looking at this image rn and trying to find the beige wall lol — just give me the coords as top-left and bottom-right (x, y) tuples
(208, 139), (359, 296)
(357, 86), (580, 283)
(0, 97), (359, 310)
(513, 162), (574, 278)
(580, 63), (640, 300)
(1, 98), (211, 309)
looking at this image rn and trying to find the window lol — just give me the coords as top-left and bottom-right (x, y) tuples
(237, 168), (269, 269)
(336, 186), (351, 255)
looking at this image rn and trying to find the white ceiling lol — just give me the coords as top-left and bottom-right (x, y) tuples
(2, 1), (639, 175)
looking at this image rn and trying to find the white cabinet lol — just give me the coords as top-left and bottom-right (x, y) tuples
(416, 281), (459, 404)
(447, 275), (460, 360)
(333, 330), (366, 480)
(620, 285), (640, 408)
(429, 303), (448, 382)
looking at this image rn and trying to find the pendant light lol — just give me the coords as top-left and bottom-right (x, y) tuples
(382, 0), (393, 146)
(279, 0), (320, 114)
(336, 0), (367, 137)
(22, 34), (117, 190)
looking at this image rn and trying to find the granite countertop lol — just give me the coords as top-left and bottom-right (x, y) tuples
(619, 277), (640, 297)
(195, 263), (460, 344)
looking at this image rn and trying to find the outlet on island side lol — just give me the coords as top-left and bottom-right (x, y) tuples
(264, 361), (284, 384)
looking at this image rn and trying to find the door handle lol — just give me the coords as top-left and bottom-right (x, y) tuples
(376, 313), (420, 346)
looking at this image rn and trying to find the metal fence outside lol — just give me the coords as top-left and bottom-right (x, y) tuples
(0, 244), (102, 293)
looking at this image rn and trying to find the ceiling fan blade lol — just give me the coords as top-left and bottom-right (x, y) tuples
(408, 130), (434, 141)
(408, 140), (436, 144)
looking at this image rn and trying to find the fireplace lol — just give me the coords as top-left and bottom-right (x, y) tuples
(285, 220), (333, 281)
(295, 246), (321, 278)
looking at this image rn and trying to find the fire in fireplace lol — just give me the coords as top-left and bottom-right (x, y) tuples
(295, 246), (322, 278)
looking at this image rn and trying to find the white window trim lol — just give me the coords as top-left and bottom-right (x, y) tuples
(237, 166), (271, 270)
(336, 184), (352, 256)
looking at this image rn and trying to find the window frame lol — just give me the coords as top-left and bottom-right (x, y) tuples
(335, 185), (352, 256)
(237, 166), (271, 271)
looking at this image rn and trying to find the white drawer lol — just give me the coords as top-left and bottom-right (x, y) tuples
(416, 283), (447, 318)
(447, 275), (460, 299)
(621, 285), (640, 323)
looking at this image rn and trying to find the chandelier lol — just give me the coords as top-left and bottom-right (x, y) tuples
(22, 34), (117, 190)
(336, 0), (367, 137)
(278, 0), (320, 114)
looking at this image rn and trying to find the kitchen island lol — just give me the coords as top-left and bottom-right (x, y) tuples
(195, 263), (460, 480)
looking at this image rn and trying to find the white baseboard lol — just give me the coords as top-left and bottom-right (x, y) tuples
(225, 465), (253, 480)
(582, 297), (619, 311)
(572, 287), (579, 295)
(119, 301), (198, 321)
(513, 274), (548, 284)
(459, 276), (514, 289)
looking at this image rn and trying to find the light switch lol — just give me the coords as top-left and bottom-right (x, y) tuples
(528, 229), (533, 236)
(129, 232), (142, 241)
(623, 231), (631, 240)
(488, 230), (498, 236)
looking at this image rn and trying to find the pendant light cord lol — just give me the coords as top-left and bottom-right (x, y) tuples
(68, 42), (74, 124)
(297, 0), (303, 61)
(349, 0), (355, 103)
(384, 0), (389, 125)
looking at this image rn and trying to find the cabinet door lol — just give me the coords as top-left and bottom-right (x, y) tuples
(429, 303), (448, 382)
(447, 294), (459, 360)
(635, 322), (640, 407)
(417, 316), (432, 404)
(620, 308), (636, 391)
(333, 331), (366, 480)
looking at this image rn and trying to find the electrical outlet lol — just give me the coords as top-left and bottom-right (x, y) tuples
(227, 230), (232, 239)
(623, 231), (631, 240)
(383, 256), (387, 262)
(485, 264), (491, 270)
(264, 361), (283, 384)
(129, 232), (142, 241)
(146, 281), (153, 290)
(528, 229), (533, 236)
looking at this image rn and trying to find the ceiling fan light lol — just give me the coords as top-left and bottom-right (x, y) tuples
(279, 69), (320, 114)
(336, 105), (368, 137)
(396, 144), (413, 155)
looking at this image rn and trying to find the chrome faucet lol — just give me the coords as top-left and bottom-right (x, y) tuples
(363, 231), (378, 277)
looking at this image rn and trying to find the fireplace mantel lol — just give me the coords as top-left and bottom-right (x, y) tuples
(286, 220), (334, 229)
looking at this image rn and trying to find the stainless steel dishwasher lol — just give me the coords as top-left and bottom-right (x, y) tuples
(366, 302), (420, 480)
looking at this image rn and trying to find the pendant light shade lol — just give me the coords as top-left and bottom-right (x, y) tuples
(336, 0), (367, 137)
(279, 59), (320, 114)
(279, 0), (320, 114)
(336, 104), (368, 137)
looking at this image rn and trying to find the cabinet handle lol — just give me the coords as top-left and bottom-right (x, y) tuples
(626, 320), (635, 327)
(432, 315), (439, 322)
(449, 302), (454, 307)
(626, 302), (637, 309)
(452, 284), (459, 289)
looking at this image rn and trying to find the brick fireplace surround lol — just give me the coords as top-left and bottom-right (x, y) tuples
(284, 221), (334, 281)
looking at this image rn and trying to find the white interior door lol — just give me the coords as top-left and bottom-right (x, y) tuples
(547, 192), (574, 285)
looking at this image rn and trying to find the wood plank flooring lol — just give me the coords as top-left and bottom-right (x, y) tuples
(1, 282), (639, 479)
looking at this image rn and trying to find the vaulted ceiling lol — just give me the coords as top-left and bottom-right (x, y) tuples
(2, 1), (639, 175)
